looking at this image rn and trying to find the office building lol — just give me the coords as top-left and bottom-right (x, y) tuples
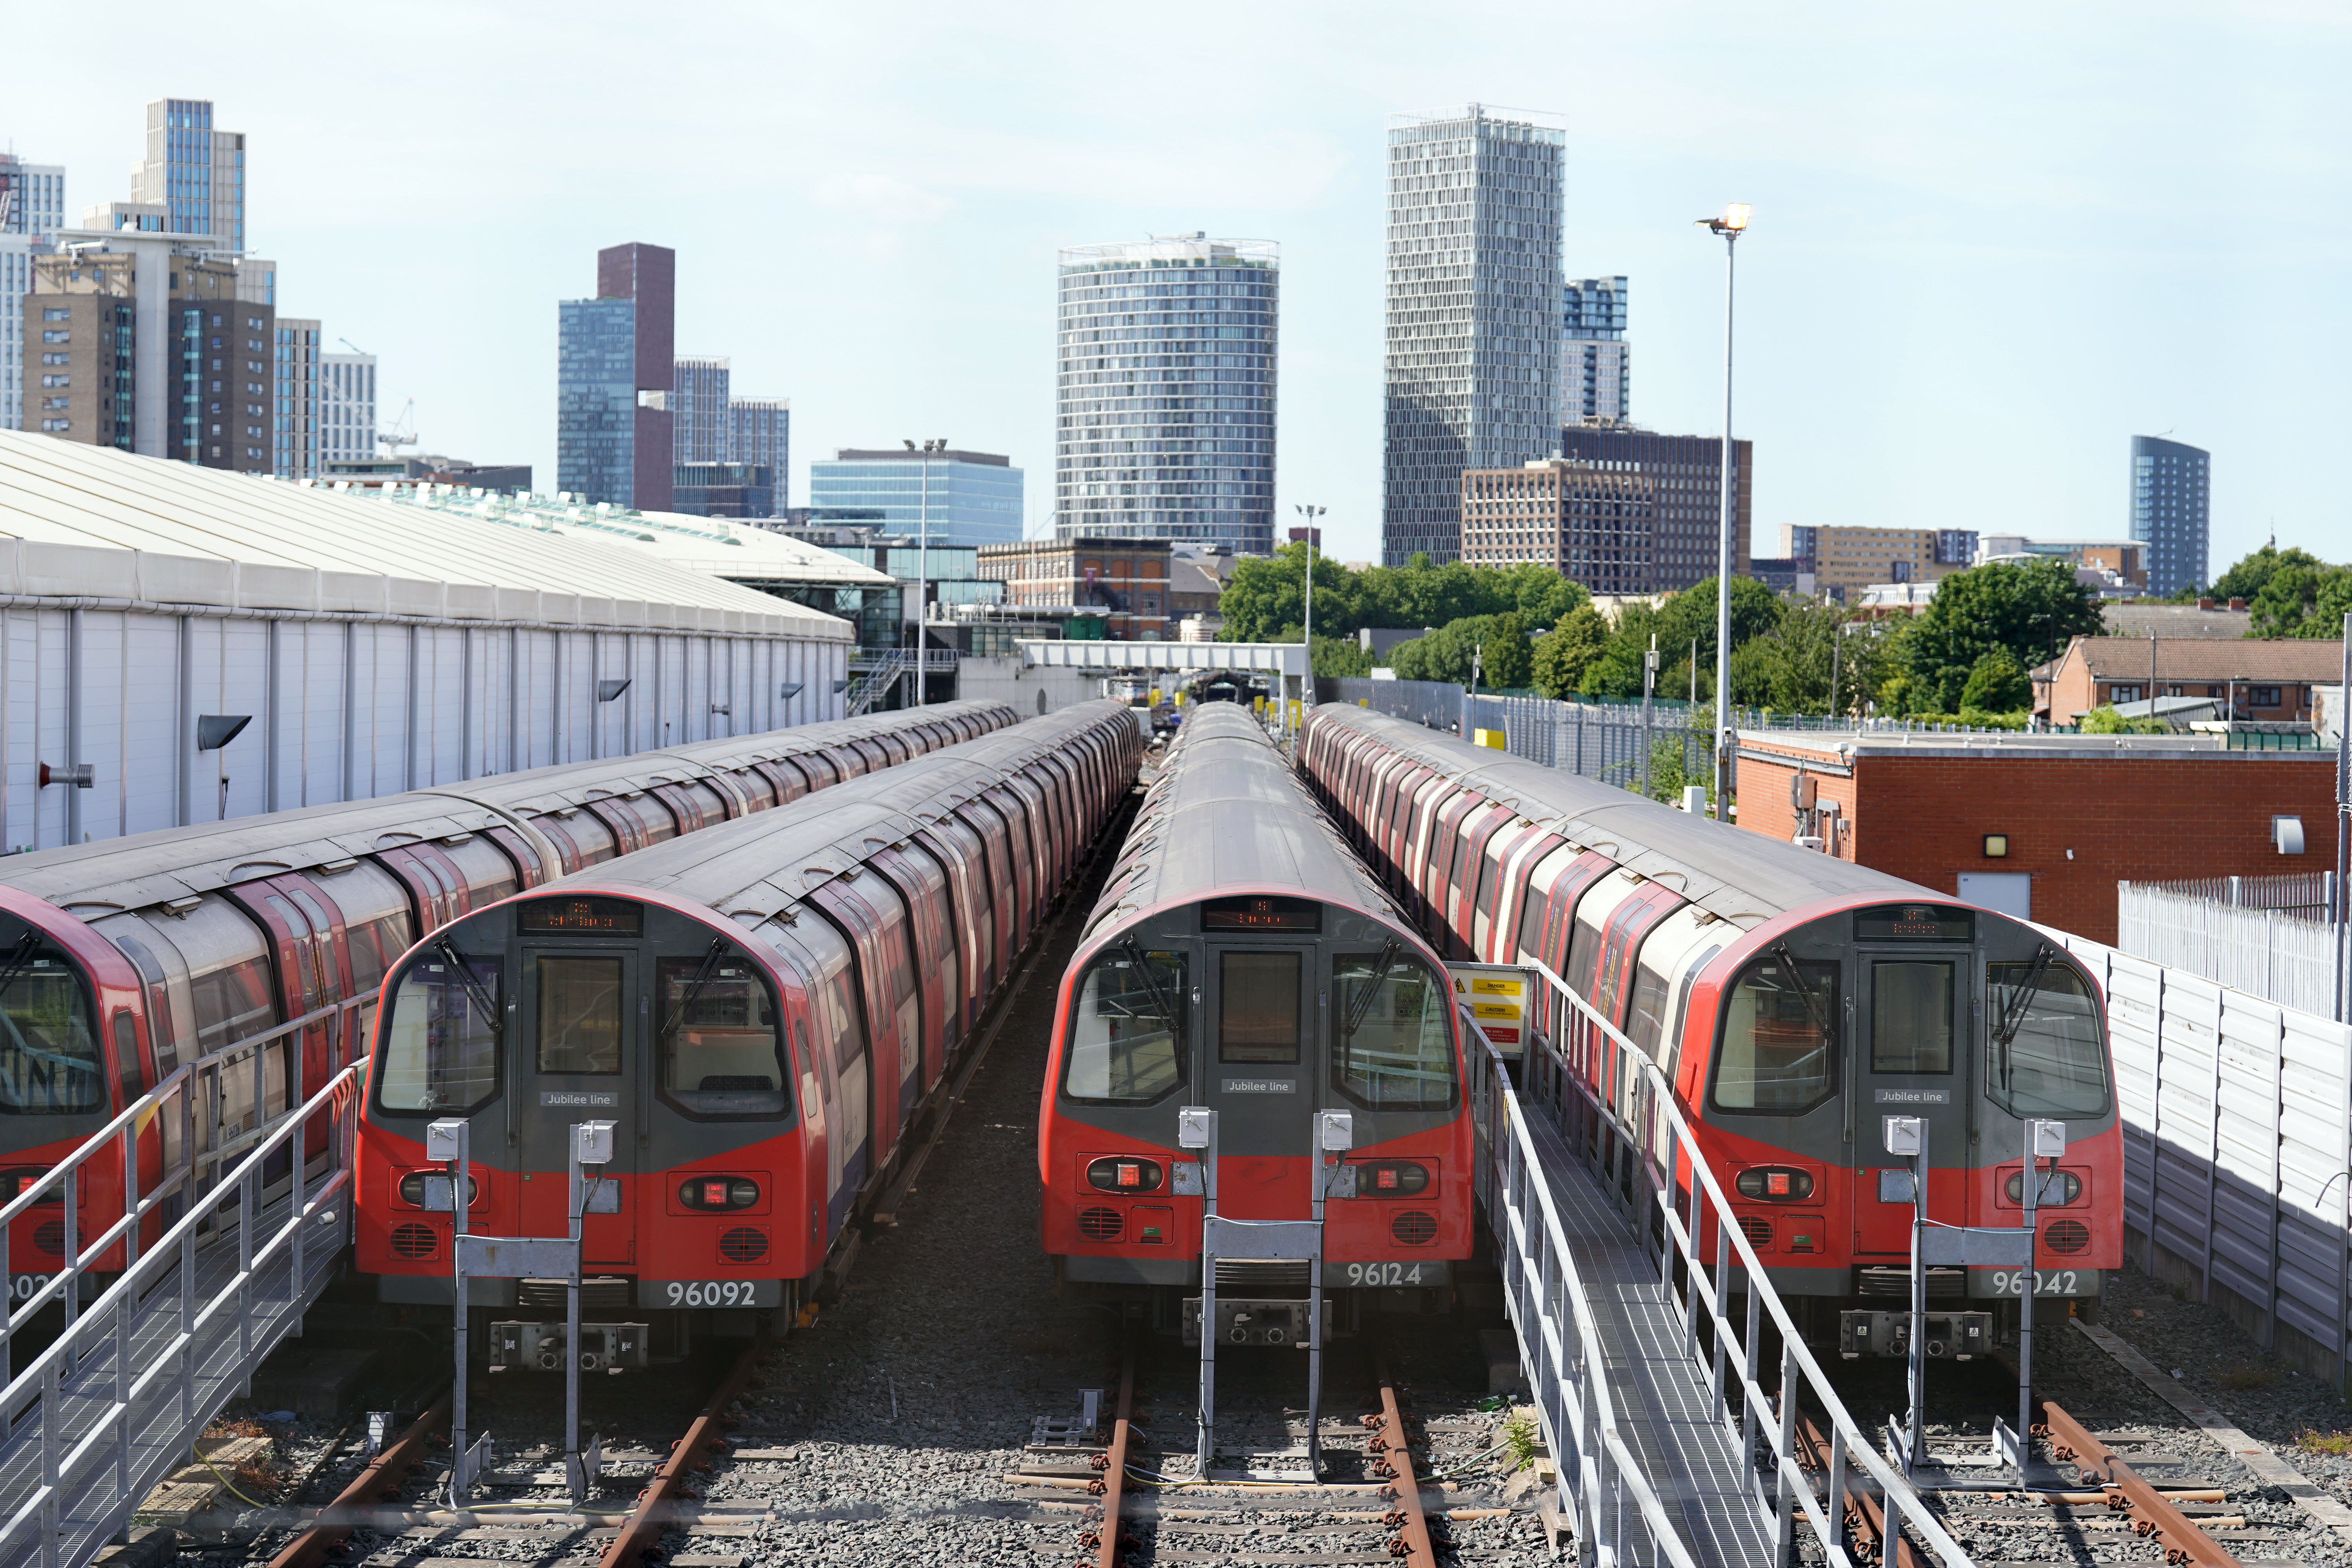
(672, 356), (730, 464)
(730, 398), (788, 491)
(556, 242), (674, 511)
(814, 446), (1024, 547)
(272, 317), (321, 479)
(321, 351), (376, 465)
(129, 98), (245, 249)
(674, 463), (775, 519)
(1784, 524), (1967, 602)
(1557, 423), (1750, 591)
(1461, 459), (1656, 594)
(2, 153), (67, 433)
(2130, 436), (2210, 595)
(1055, 234), (1277, 554)
(1383, 105), (1565, 566)
(978, 537), (1174, 639)
(1561, 276), (1628, 424)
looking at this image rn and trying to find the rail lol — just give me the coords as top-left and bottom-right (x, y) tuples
(1501, 960), (1974, 1567)
(0, 998), (367, 1568)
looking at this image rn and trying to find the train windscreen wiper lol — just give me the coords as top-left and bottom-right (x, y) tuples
(1118, 940), (1178, 1025)
(1991, 943), (2058, 1091)
(0, 930), (42, 1006)
(1343, 940), (1401, 1038)
(433, 939), (503, 1038)
(661, 938), (730, 1042)
(1771, 942), (1833, 1043)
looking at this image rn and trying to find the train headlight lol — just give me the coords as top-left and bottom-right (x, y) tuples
(677, 1177), (760, 1211)
(2005, 1170), (2082, 1206)
(1734, 1167), (1815, 1202)
(395, 1172), (477, 1210)
(1354, 1161), (1431, 1196)
(1086, 1157), (1165, 1192)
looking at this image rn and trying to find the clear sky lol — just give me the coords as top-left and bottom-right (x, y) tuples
(13, 1), (2347, 574)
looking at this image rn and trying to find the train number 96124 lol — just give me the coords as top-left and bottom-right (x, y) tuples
(1342, 1262), (1432, 1287)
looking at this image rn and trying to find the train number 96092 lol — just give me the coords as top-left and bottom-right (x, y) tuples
(663, 1280), (762, 1307)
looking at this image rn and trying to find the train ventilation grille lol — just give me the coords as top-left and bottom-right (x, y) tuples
(33, 1220), (65, 1257)
(389, 1223), (438, 1260)
(517, 1276), (632, 1315)
(1859, 1266), (1966, 1299)
(2042, 1219), (2091, 1257)
(1391, 1211), (1438, 1247)
(1216, 1259), (1309, 1294)
(1739, 1216), (1775, 1249)
(1077, 1207), (1123, 1241)
(720, 1227), (769, 1264)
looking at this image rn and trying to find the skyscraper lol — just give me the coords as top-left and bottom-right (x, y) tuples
(813, 447), (1024, 546)
(1382, 105), (1565, 566)
(1054, 234), (1277, 554)
(1561, 276), (1628, 424)
(556, 242), (674, 510)
(272, 318), (320, 479)
(2129, 435), (2210, 595)
(730, 399), (789, 488)
(320, 351), (376, 466)
(672, 356), (730, 464)
(2, 152), (67, 434)
(129, 98), (245, 250)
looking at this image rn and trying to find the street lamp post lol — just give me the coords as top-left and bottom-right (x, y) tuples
(1695, 202), (1750, 824)
(1295, 505), (1325, 728)
(907, 438), (942, 708)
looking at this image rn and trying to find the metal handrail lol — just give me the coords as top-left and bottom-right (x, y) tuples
(0, 1053), (360, 1568)
(1466, 1021), (1703, 1568)
(1523, 955), (1973, 1566)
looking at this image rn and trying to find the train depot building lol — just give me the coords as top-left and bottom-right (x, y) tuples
(1731, 729), (2341, 942)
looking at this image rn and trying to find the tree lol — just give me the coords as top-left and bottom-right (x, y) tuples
(2079, 705), (2172, 735)
(1900, 559), (2101, 713)
(2248, 562), (2352, 638)
(2210, 544), (2329, 606)
(1531, 605), (1610, 699)
(1958, 648), (2030, 712)
(1218, 543), (1359, 643)
(1385, 613), (1532, 688)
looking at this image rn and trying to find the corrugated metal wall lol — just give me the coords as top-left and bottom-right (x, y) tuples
(0, 605), (848, 852)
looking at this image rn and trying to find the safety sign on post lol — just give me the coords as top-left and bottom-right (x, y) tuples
(1446, 964), (1532, 1057)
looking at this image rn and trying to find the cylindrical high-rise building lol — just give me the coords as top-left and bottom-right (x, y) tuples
(1054, 234), (1277, 555)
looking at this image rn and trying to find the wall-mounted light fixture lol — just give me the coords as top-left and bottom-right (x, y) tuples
(38, 763), (94, 789)
(1983, 834), (2009, 858)
(780, 682), (805, 700)
(597, 679), (631, 703)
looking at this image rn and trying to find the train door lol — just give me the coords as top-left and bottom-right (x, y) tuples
(1850, 931), (1972, 1260)
(1201, 930), (1317, 1224)
(516, 937), (638, 1264)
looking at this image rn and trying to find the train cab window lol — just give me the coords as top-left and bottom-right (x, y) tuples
(1332, 952), (1454, 1110)
(536, 956), (624, 1075)
(1988, 958), (2111, 1120)
(1219, 951), (1300, 1065)
(377, 953), (501, 1113)
(1870, 961), (1954, 1074)
(0, 946), (103, 1114)
(657, 955), (789, 1118)
(1063, 950), (1187, 1103)
(1710, 956), (1838, 1115)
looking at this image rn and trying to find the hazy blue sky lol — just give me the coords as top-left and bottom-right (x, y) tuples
(15, 1), (2347, 572)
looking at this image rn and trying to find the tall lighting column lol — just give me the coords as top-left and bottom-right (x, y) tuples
(1695, 203), (1749, 823)
(1295, 504), (1325, 731)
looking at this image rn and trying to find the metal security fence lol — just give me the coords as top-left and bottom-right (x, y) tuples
(2131, 871), (2337, 919)
(2038, 925), (2352, 1385)
(1462, 693), (1707, 796)
(1325, 677), (1465, 731)
(2118, 880), (2345, 1020)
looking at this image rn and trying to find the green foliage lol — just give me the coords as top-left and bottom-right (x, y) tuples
(2210, 544), (2329, 606)
(2247, 561), (2352, 638)
(1310, 633), (1372, 679)
(1530, 604), (1610, 700)
(2078, 705), (2172, 735)
(1642, 735), (1705, 805)
(1501, 1410), (1541, 1472)
(1898, 559), (2102, 714)
(1579, 577), (1784, 702)
(1958, 649), (2031, 713)
(1388, 613), (1532, 688)
(1953, 707), (2034, 731)
(1217, 548), (1589, 645)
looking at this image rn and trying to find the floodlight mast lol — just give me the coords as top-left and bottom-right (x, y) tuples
(1694, 202), (1749, 823)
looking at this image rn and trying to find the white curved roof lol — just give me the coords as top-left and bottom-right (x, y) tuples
(0, 430), (852, 639)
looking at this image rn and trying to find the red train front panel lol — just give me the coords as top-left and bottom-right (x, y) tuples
(1040, 888), (1474, 1339)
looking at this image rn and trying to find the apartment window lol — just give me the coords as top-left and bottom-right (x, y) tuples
(41, 308), (69, 322)
(2249, 686), (2281, 708)
(40, 419), (69, 432)
(40, 376), (67, 388)
(40, 331), (67, 344)
(2107, 684), (2143, 703)
(40, 398), (66, 410)
(41, 354), (66, 367)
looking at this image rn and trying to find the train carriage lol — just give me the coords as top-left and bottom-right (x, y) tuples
(1299, 704), (2121, 1354)
(0, 702), (1014, 1298)
(353, 701), (1143, 1359)
(1040, 706), (1475, 1347)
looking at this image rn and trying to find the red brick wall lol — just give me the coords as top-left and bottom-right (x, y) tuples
(1737, 751), (2341, 944)
(1733, 745), (1860, 862)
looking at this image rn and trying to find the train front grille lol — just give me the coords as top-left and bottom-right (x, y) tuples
(1215, 1259), (1309, 1296)
(1856, 1266), (1967, 1299)
(516, 1276), (635, 1316)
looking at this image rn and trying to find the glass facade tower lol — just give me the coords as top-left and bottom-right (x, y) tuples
(320, 352), (375, 466)
(1054, 234), (1277, 555)
(2129, 435), (2210, 596)
(131, 99), (245, 249)
(1, 153), (67, 434)
(1561, 275), (1628, 424)
(556, 298), (639, 505)
(1382, 105), (1565, 566)
(672, 356), (730, 463)
(811, 448), (1024, 546)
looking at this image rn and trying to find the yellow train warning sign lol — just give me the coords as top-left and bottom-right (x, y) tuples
(1447, 962), (1533, 1055)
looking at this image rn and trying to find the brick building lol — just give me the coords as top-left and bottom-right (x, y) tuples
(1459, 458), (1666, 593)
(1732, 730), (2338, 943)
(2032, 636), (2343, 726)
(976, 537), (1172, 639)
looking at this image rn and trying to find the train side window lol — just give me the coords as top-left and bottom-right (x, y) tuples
(1514, 886), (1550, 964)
(1626, 957), (1673, 1060)
(657, 955), (789, 1119)
(0, 945), (103, 1114)
(1987, 960), (2111, 1120)
(1870, 960), (1953, 1074)
(1659, 944), (1721, 1083)
(328, 860), (417, 1001)
(173, 900), (279, 1058)
(1332, 952), (1455, 1110)
(1219, 951), (1300, 1065)
(103, 926), (183, 1074)
(376, 953), (501, 1113)
(113, 1009), (143, 1104)
(1710, 956), (1838, 1116)
(535, 956), (624, 1075)
(1062, 951), (1187, 1103)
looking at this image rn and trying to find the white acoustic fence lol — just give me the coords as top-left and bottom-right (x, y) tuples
(0, 604), (849, 854)
(2117, 877), (2344, 1020)
(2041, 924), (2352, 1384)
